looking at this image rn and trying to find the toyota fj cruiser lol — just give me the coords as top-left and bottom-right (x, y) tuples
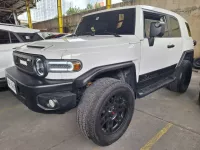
(6, 5), (194, 146)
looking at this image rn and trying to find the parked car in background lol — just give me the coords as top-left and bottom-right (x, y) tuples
(0, 23), (43, 87)
(6, 5), (194, 146)
(39, 32), (68, 39)
(45, 33), (66, 39)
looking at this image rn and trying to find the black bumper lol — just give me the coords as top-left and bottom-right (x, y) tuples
(0, 78), (7, 88)
(6, 66), (77, 112)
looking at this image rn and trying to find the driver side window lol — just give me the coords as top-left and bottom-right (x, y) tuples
(144, 11), (169, 38)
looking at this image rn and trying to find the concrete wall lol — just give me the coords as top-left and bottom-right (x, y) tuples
(33, 1), (200, 58)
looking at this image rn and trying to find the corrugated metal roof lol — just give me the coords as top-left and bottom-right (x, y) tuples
(0, 0), (36, 23)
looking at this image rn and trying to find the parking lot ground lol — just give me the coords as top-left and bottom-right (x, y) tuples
(0, 72), (200, 150)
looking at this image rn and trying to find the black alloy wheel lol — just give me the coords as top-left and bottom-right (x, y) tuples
(99, 93), (129, 135)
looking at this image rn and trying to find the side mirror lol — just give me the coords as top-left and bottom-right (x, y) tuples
(149, 21), (166, 46)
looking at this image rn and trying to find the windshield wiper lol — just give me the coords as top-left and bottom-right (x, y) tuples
(104, 31), (121, 37)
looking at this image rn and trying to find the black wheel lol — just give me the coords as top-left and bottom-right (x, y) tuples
(193, 58), (200, 69)
(167, 60), (192, 93)
(77, 78), (135, 146)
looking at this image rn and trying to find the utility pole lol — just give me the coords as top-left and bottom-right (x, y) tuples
(57, 0), (63, 33)
(106, 0), (111, 9)
(26, 0), (33, 28)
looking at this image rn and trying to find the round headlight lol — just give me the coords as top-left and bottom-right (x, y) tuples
(35, 58), (45, 76)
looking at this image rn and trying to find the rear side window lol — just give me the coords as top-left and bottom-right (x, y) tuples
(185, 22), (192, 37)
(10, 33), (20, 43)
(0, 30), (10, 44)
(143, 11), (169, 38)
(169, 17), (181, 37)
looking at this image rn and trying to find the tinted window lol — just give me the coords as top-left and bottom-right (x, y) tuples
(10, 33), (20, 43)
(144, 12), (169, 38)
(0, 30), (10, 44)
(17, 33), (43, 42)
(169, 17), (181, 37)
(76, 8), (135, 36)
(185, 22), (192, 37)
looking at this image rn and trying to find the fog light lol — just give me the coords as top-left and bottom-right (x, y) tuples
(48, 99), (58, 108)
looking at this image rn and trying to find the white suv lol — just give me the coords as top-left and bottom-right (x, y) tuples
(0, 23), (43, 87)
(6, 5), (194, 146)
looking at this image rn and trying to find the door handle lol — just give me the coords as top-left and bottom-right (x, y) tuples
(167, 44), (175, 49)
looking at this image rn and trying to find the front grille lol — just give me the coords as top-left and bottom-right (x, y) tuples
(13, 51), (35, 75)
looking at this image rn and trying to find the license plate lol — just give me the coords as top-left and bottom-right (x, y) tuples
(19, 59), (27, 66)
(7, 78), (17, 94)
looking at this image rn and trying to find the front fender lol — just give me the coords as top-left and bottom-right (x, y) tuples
(73, 61), (137, 89)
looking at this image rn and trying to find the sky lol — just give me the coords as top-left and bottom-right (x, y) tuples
(18, 0), (122, 22)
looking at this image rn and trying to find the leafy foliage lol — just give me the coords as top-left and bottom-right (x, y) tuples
(86, 3), (93, 10)
(66, 3), (102, 16)
(94, 3), (101, 9)
(66, 6), (81, 15)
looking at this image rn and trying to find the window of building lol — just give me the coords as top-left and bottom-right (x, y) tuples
(0, 30), (10, 44)
(169, 17), (181, 37)
(144, 11), (169, 38)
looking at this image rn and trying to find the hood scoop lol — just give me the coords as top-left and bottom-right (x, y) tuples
(27, 45), (45, 49)
(26, 43), (53, 50)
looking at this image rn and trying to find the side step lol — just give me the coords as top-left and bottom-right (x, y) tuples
(137, 76), (176, 98)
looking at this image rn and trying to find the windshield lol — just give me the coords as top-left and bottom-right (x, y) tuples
(17, 33), (43, 42)
(75, 8), (136, 36)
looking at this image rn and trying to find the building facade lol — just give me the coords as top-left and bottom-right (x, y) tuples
(19, 0), (69, 22)
(18, 0), (122, 22)
(32, 0), (69, 22)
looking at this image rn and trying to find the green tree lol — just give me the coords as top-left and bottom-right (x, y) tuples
(66, 7), (81, 15)
(94, 3), (101, 9)
(86, 3), (93, 10)
(66, 3), (94, 16)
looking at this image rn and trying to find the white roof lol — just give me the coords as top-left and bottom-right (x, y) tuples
(140, 5), (186, 21)
(0, 23), (40, 33)
(84, 5), (186, 22)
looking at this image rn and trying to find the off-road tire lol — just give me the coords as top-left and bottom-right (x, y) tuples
(77, 78), (135, 146)
(167, 60), (192, 93)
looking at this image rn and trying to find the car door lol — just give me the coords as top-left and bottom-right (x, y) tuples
(166, 16), (183, 64)
(0, 30), (22, 79)
(139, 11), (176, 86)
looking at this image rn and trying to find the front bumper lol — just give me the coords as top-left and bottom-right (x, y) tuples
(0, 78), (7, 88)
(6, 66), (77, 112)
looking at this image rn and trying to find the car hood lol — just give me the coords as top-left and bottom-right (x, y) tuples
(16, 35), (140, 59)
